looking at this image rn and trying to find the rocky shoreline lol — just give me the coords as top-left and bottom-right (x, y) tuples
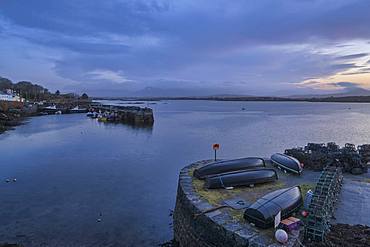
(0, 101), (155, 136)
(0, 99), (88, 135)
(0, 103), (31, 134)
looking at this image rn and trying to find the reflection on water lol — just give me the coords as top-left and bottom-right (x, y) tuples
(2, 101), (370, 246)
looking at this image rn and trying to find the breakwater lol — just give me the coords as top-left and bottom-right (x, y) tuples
(173, 160), (288, 247)
(90, 104), (154, 126)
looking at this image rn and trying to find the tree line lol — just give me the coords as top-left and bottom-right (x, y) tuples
(0, 76), (88, 101)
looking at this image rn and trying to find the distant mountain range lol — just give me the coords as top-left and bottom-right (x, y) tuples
(94, 86), (370, 102)
(131, 87), (242, 97)
(288, 87), (370, 98)
(130, 86), (370, 98)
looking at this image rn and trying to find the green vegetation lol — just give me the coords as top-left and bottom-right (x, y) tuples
(189, 168), (285, 206)
(299, 183), (315, 196)
(0, 77), (49, 101)
(0, 76), (89, 101)
(189, 167), (318, 226)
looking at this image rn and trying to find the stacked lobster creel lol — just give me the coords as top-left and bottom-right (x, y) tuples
(304, 166), (343, 242)
(285, 142), (368, 174)
(358, 144), (370, 165)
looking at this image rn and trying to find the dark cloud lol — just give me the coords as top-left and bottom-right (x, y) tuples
(334, 82), (361, 88)
(340, 67), (370, 75)
(336, 53), (369, 60)
(330, 63), (364, 70)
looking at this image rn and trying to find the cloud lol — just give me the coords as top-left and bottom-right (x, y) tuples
(336, 53), (369, 60)
(86, 70), (133, 83)
(330, 63), (364, 70)
(0, 0), (370, 95)
(333, 82), (361, 88)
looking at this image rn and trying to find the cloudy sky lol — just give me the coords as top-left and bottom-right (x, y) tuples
(0, 0), (370, 96)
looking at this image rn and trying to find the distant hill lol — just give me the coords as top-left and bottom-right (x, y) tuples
(131, 87), (244, 97)
(289, 87), (370, 99)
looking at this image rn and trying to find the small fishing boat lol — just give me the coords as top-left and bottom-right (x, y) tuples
(42, 105), (59, 114)
(44, 105), (57, 110)
(244, 186), (303, 229)
(193, 157), (266, 179)
(70, 106), (88, 113)
(205, 168), (278, 189)
(271, 153), (303, 175)
(87, 112), (99, 118)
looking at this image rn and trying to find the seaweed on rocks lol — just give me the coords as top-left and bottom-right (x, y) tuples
(306, 224), (370, 247)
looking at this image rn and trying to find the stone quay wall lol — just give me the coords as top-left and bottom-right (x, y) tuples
(174, 160), (267, 247)
(92, 104), (154, 126)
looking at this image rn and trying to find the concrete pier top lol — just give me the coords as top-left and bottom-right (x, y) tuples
(173, 159), (370, 247)
(173, 160), (316, 247)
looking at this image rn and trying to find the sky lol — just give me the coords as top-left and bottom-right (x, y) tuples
(0, 0), (370, 97)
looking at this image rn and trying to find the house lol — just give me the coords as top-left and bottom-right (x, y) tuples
(0, 89), (25, 102)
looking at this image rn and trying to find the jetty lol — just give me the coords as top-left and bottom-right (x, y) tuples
(89, 103), (154, 126)
(173, 143), (370, 247)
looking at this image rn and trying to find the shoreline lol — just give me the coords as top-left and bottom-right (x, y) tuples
(93, 96), (370, 104)
(0, 102), (154, 135)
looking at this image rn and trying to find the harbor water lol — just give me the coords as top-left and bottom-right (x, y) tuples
(2, 100), (370, 246)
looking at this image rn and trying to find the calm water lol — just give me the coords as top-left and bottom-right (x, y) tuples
(1, 100), (370, 246)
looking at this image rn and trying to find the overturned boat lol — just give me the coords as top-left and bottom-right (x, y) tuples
(271, 153), (303, 175)
(193, 157), (265, 179)
(205, 168), (278, 189)
(244, 186), (303, 229)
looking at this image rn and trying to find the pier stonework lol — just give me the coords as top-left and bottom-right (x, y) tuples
(91, 104), (154, 126)
(174, 161), (263, 247)
(174, 160), (304, 247)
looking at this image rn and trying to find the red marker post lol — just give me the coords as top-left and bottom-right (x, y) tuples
(213, 143), (220, 161)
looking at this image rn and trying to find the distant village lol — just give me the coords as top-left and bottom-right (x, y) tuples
(0, 89), (25, 103)
(0, 76), (91, 133)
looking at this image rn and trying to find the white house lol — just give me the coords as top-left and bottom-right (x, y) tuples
(0, 90), (24, 102)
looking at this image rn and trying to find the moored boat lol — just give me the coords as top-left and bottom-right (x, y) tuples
(205, 168), (278, 189)
(87, 112), (98, 118)
(70, 106), (88, 113)
(42, 105), (59, 114)
(193, 157), (266, 179)
(271, 153), (303, 174)
(244, 186), (303, 228)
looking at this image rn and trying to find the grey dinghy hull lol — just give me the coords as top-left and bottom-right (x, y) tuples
(193, 157), (265, 179)
(271, 153), (303, 174)
(205, 168), (278, 189)
(244, 186), (303, 229)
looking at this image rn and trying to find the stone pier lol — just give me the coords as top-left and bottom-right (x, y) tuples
(91, 104), (154, 126)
